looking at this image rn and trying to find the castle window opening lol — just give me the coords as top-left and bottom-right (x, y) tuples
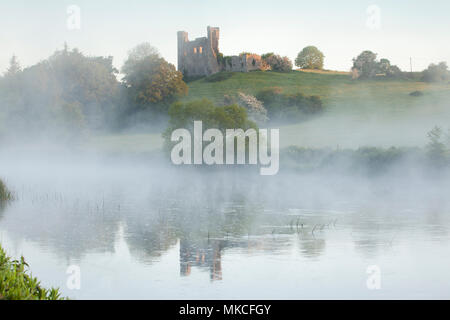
(194, 47), (197, 54)
(199, 47), (203, 54)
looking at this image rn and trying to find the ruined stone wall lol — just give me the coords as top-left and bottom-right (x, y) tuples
(224, 54), (262, 72)
(177, 27), (221, 77)
(178, 27), (262, 77)
(243, 54), (262, 72)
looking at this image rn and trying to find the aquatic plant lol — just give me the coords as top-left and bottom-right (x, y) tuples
(0, 245), (66, 300)
(0, 179), (13, 202)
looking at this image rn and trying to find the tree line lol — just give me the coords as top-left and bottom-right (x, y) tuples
(1, 42), (448, 142)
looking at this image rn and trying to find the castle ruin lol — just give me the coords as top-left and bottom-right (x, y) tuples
(177, 26), (262, 77)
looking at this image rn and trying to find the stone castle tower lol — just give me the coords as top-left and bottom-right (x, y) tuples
(177, 26), (221, 77)
(177, 26), (262, 77)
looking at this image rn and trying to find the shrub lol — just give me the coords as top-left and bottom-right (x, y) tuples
(0, 245), (65, 300)
(0, 180), (12, 202)
(422, 62), (449, 83)
(264, 54), (293, 72)
(352, 51), (402, 79)
(256, 88), (324, 122)
(163, 99), (257, 151)
(237, 92), (269, 124)
(426, 126), (448, 167)
(409, 90), (424, 97)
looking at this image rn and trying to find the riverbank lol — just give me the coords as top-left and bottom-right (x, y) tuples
(0, 244), (65, 300)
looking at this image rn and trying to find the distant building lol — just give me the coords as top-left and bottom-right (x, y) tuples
(177, 26), (262, 77)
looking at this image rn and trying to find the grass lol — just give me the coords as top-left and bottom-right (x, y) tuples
(0, 245), (65, 300)
(1, 181), (64, 300)
(82, 70), (450, 152)
(185, 70), (450, 110)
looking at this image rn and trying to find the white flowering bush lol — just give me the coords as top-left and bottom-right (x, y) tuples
(237, 92), (269, 124)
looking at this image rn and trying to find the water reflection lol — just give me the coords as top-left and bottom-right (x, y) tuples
(0, 163), (450, 298)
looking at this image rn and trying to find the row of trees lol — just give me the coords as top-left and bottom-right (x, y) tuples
(351, 50), (449, 82)
(259, 46), (325, 72)
(351, 50), (402, 79)
(0, 43), (188, 139)
(267, 45), (449, 83)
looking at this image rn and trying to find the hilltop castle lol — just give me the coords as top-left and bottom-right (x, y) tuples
(177, 26), (262, 77)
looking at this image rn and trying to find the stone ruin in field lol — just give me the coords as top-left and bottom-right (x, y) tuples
(177, 26), (262, 77)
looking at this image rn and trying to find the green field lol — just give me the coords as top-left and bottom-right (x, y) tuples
(87, 70), (450, 152)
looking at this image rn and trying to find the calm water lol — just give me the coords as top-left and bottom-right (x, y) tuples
(1, 158), (449, 299)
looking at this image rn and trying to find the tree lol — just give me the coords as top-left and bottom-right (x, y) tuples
(426, 126), (448, 167)
(422, 62), (449, 83)
(163, 99), (257, 151)
(0, 46), (121, 137)
(376, 58), (402, 78)
(122, 43), (188, 110)
(352, 51), (402, 79)
(352, 51), (378, 79)
(121, 43), (160, 76)
(295, 46), (324, 70)
(4, 55), (22, 76)
(264, 54), (293, 72)
(261, 53), (274, 71)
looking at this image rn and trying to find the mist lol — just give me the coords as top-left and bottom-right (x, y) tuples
(1, 33), (450, 301)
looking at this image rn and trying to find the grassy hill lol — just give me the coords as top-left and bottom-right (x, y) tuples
(186, 70), (449, 110)
(87, 70), (450, 152)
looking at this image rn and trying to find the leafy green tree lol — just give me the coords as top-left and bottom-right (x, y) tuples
(352, 51), (402, 79)
(4, 55), (22, 76)
(264, 54), (293, 72)
(427, 126), (448, 167)
(261, 53), (274, 70)
(352, 50), (378, 79)
(163, 99), (257, 150)
(122, 43), (188, 111)
(295, 46), (324, 70)
(422, 62), (449, 82)
(377, 58), (402, 78)
(0, 46), (121, 137)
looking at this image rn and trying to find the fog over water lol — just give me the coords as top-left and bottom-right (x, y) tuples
(1, 139), (450, 299)
(1, 61), (450, 298)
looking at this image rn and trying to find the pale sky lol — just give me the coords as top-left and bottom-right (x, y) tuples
(1, 0), (449, 74)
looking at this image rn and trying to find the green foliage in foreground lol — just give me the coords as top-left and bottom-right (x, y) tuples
(0, 245), (65, 300)
(0, 180), (12, 202)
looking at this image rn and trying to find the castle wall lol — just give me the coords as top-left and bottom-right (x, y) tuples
(177, 27), (221, 77)
(177, 27), (262, 77)
(244, 54), (262, 72)
(224, 54), (262, 72)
